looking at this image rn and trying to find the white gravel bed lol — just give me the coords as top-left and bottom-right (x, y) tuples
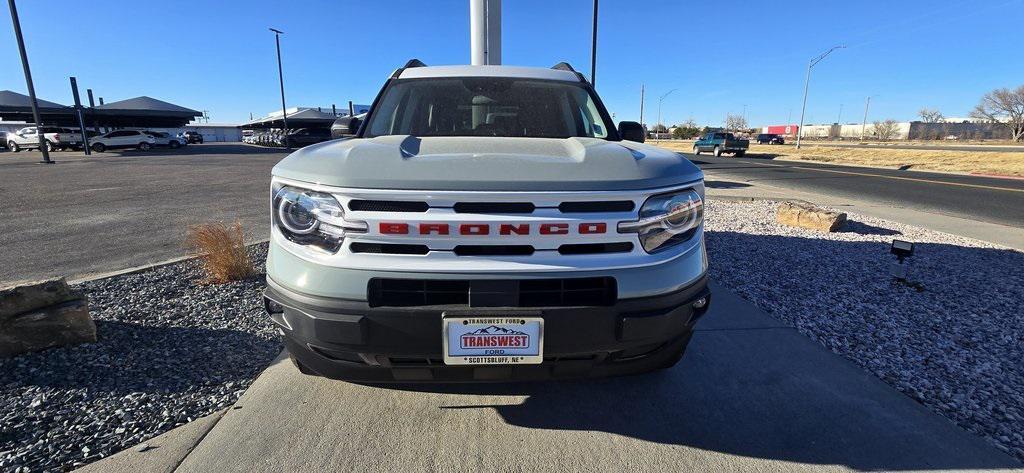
(704, 200), (1024, 462)
(0, 244), (280, 472)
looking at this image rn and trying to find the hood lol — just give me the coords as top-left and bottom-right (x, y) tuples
(272, 135), (702, 191)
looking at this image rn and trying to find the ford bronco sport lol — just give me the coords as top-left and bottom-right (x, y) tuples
(264, 60), (710, 382)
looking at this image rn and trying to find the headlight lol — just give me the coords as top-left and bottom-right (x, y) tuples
(618, 189), (703, 253)
(273, 185), (366, 252)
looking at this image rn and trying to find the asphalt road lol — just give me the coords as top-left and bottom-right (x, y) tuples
(150, 285), (1015, 472)
(690, 154), (1024, 227)
(0, 144), (287, 283)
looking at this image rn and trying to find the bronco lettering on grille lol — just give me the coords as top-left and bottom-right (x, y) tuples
(377, 223), (608, 235)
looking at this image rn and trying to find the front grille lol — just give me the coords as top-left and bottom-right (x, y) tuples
(350, 242), (430, 255)
(453, 202), (535, 213)
(367, 277), (617, 308)
(348, 199), (428, 212)
(558, 242), (634, 255)
(453, 245), (535, 256)
(559, 200), (635, 213)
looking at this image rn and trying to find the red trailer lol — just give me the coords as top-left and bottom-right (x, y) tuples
(766, 124), (799, 137)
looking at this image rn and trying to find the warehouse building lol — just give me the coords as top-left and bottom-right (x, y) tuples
(761, 120), (1012, 141)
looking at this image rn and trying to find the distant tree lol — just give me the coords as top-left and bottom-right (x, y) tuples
(873, 119), (900, 141)
(725, 114), (747, 131)
(650, 123), (668, 133)
(671, 119), (701, 139)
(970, 85), (1024, 141)
(918, 108), (945, 123)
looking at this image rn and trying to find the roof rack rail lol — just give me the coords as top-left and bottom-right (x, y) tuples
(551, 62), (575, 72)
(392, 59), (428, 78)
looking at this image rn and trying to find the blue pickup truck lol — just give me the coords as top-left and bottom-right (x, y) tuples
(693, 132), (749, 157)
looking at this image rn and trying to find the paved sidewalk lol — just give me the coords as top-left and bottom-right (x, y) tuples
(86, 283), (1018, 472)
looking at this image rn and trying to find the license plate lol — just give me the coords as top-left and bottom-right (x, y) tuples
(442, 315), (543, 365)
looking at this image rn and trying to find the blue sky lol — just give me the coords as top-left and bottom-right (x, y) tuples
(3, 0), (1022, 127)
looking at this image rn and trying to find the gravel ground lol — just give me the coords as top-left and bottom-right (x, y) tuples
(0, 244), (280, 472)
(704, 200), (1024, 463)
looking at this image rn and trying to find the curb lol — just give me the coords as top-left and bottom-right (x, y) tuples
(68, 239), (270, 284)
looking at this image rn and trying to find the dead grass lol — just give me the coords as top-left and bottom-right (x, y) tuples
(658, 142), (1024, 177)
(185, 221), (254, 283)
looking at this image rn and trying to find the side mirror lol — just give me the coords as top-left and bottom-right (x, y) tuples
(331, 116), (361, 139)
(618, 121), (645, 143)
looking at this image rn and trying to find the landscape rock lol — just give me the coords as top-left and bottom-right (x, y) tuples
(0, 299), (96, 358)
(0, 278), (81, 318)
(776, 201), (847, 232)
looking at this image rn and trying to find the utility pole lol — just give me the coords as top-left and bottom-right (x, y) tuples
(69, 77), (90, 155)
(796, 45), (845, 149)
(590, 0), (598, 86)
(639, 84), (645, 127)
(8, 0), (52, 163)
(270, 28), (290, 149)
(861, 96), (874, 140)
(656, 88), (677, 144)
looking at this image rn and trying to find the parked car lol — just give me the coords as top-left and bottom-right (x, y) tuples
(6, 126), (84, 152)
(181, 131), (204, 144)
(266, 60), (710, 382)
(756, 133), (785, 145)
(144, 131), (185, 148)
(90, 130), (157, 152)
(693, 132), (749, 156)
(283, 128), (331, 148)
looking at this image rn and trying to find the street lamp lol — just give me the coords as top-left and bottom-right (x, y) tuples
(269, 28), (290, 149)
(861, 95), (878, 141)
(796, 45), (845, 149)
(656, 88), (677, 144)
(8, 0), (52, 163)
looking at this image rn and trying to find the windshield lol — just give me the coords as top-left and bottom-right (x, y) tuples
(363, 77), (613, 139)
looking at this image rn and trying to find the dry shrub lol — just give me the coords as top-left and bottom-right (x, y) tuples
(185, 221), (254, 283)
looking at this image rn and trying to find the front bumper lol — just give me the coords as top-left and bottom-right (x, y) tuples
(264, 275), (710, 382)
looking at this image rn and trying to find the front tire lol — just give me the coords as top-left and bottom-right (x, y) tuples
(138, 142), (152, 151)
(692, 145), (700, 155)
(169, 140), (181, 149)
(713, 146), (722, 157)
(7, 141), (20, 152)
(45, 141), (56, 152)
(91, 143), (106, 152)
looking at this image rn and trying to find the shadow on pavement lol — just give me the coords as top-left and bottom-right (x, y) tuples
(704, 180), (751, 189)
(376, 232), (1023, 470)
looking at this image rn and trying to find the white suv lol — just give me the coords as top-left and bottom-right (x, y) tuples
(90, 130), (157, 152)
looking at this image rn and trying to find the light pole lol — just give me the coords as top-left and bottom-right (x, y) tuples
(590, 0), (598, 86)
(8, 0), (51, 163)
(656, 88), (677, 143)
(270, 28), (290, 149)
(861, 95), (877, 141)
(639, 84), (645, 127)
(796, 45), (845, 149)
(836, 103), (843, 139)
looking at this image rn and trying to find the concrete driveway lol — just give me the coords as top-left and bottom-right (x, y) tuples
(138, 283), (1014, 472)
